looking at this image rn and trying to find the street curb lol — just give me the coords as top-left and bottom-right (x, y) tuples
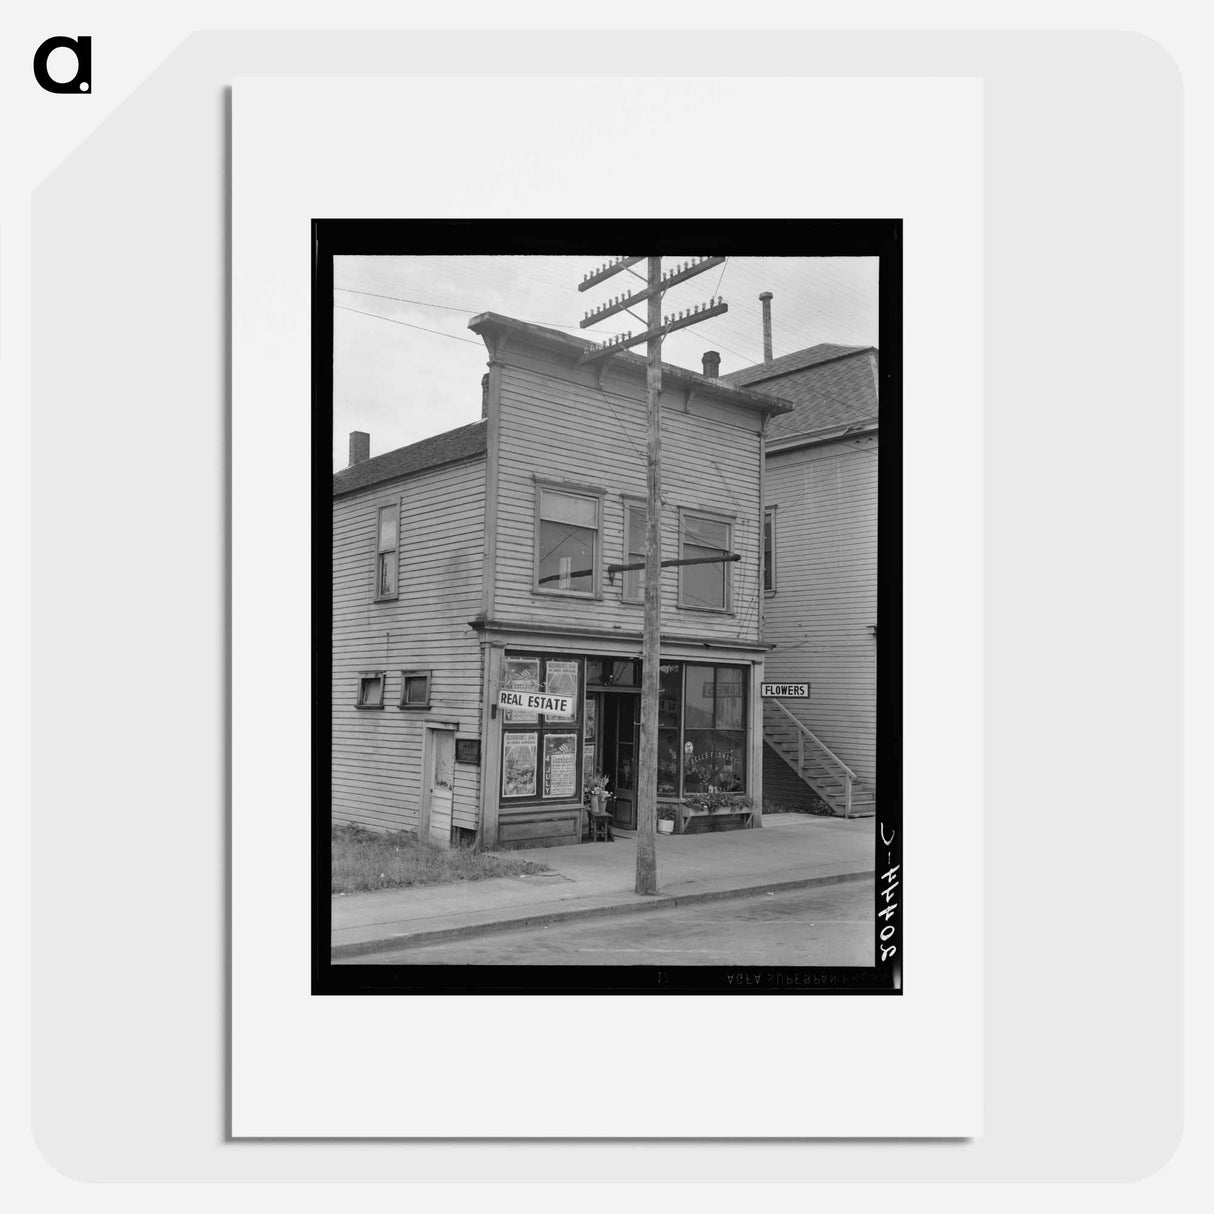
(331, 868), (875, 960)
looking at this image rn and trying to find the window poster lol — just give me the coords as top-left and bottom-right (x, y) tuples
(502, 732), (538, 798)
(502, 657), (540, 723)
(542, 732), (578, 799)
(544, 660), (579, 723)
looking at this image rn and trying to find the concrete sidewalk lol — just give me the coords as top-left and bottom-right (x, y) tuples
(331, 813), (874, 959)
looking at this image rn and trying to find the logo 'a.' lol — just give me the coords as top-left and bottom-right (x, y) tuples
(33, 36), (91, 94)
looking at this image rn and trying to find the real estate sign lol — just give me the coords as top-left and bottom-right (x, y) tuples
(498, 689), (574, 717)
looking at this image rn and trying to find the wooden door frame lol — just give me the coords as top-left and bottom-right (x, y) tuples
(419, 720), (458, 839)
(602, 691), (640, 828)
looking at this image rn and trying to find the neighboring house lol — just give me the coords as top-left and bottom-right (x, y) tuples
(332, 313), (792, 848)
(720, 343), (879, 818)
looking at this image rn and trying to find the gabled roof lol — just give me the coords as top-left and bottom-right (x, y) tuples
(333, 419), (487, 497)
(722, 343), (878, 444)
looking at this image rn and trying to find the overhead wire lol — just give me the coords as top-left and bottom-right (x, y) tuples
(333, 304), (485, 346)
(333, 286), (629, 339)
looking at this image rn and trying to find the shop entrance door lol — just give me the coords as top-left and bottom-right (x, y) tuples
(603, 693), (639, 829)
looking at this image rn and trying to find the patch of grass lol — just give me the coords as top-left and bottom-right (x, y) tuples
(763, 793), (834, 817)
(331, 822), (550, 895)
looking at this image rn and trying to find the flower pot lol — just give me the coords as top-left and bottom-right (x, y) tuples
(657, 819), (674, 835)
(590, 792), (604, 814)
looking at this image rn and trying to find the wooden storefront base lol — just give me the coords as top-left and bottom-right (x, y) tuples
(496, 805), (583, 849)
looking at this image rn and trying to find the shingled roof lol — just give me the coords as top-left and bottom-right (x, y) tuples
(721, 344), (878, 443)
(721, 343), (872, 387)
(333, 419), (487, 497)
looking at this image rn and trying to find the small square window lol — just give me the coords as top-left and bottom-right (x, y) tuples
(399, 670), (432, 709)
(356, 672), (386, 708)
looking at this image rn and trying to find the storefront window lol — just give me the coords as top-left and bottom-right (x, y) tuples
(607, 659), (638, 686)
(500, 654), (584, 802)
(658, 663), (683, 796)
(682, 664), (748, 793)
(502, 656), (748, 804)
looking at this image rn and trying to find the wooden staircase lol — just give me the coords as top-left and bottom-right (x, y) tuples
(762, 700), (876, 818)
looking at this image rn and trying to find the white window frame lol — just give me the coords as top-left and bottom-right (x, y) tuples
(621, 497), (647, 604)
(374, 501), (400, 601)
(678, 507), (734, 614)
(763, 506), (777, 595)
(532, 479), (605, 599)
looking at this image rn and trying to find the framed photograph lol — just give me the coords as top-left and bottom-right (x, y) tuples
(318, 219), (901, 996)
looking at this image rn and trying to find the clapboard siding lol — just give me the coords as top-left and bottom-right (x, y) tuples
(493, 360), (764, 644)
(332, 455), (486, 833)
(763, 435), (878, 786)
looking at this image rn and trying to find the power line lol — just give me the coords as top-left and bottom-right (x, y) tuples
(333, 304), (484, 347)
(333, 285), (628, 337)
(334, 287), (472, 313)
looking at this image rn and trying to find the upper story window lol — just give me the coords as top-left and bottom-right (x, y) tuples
(679, 510), (733, 612)
(375, 502), (399, 600)
(763, 508), (776, 594)
(535, 483), (602, 597)
(622, 501), (647, 603)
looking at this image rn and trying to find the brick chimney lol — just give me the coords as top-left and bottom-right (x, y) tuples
(702, 350), (721, 378)
(348, 431), (370, 466)
(759, 292), (774, 367)
(481, 372), (490, 419)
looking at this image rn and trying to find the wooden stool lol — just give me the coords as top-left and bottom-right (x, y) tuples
(587, 809), (614, 842)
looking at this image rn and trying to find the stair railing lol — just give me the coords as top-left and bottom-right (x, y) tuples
(764, 699), (859, 818)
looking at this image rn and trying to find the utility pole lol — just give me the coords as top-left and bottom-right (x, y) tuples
(577, 256), (728, 895)
(636, 256), (663, 894)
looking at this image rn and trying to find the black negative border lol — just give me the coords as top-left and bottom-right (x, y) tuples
(311, 219), (902, 995)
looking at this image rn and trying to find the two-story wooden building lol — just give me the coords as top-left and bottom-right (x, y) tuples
(720, 342), (880, 818)
(332, 313), (792, 848)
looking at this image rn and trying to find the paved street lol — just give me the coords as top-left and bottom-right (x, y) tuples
(343, 877), (873, 966)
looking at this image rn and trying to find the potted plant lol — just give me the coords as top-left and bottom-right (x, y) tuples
(657, 804), (677, 835)
(585, 772), (610, 815)
(680, 791), (752, 828)
(710, 792), (752, 814)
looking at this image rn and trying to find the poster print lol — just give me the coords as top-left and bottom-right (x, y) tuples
(542, 733), (578, 799)
(582, 695), (597, 786)
(502, 657), (539, 723)
(311, 216), (912, 1009)
(501, 732), (537, 798)
(543, 659), (579, 723)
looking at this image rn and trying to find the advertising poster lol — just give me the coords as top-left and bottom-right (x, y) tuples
(544, 659), (579, 723)
(542, 732), (578, 799)
(501, 732), (537, 798)
(502, 657), (539, 723)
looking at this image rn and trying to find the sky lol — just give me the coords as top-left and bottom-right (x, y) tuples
(332, 255), (879, 468)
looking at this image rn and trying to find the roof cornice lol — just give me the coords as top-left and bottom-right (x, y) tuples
(468, 312), (793, 416)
